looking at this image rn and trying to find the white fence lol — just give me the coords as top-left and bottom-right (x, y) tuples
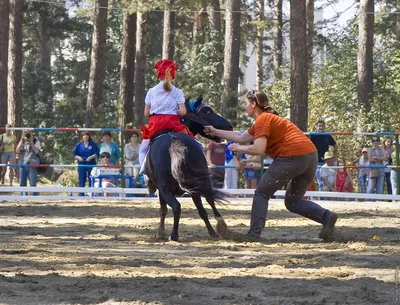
(0, 186), (399, 201)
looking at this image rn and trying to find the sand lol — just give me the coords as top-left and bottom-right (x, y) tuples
(0, 198), (399, 305)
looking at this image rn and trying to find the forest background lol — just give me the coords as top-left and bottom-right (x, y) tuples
(0, 0), (399, 169)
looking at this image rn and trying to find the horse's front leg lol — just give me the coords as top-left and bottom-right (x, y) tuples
(192, 195), (219, 239)
(158, 194), (168, 240)
(159, 189), (181, 241)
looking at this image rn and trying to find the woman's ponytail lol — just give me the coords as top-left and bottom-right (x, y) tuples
(163, 68), (172, 92)
(264, 106), (279, 116)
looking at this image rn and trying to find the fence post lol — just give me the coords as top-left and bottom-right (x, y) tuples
(119, 127), (125, 188)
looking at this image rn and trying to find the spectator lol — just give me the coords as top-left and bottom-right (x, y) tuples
(206, 140), (226, 188)
(352, 147), (370, 193)
(335, 158), (353, 193)
(367, 136), (387, 194)
(309, 120), (337, 190)
(320, 151), (337, 192)
(73, 132), (99, 195)
(382, 137), (394, 194)
(90, 152), (117, 196)
(16, 130), (41, 195)
(224, 141), (240, 189)
(1, 124), (17, 186)
(390, 147), (398, 195)
(242, 153), (262, 189)
(99, 131), (121, 165)
(124, 132), (140, 176)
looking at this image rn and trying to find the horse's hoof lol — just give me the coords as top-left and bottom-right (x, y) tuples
(157, 230), (167, 240)
(209, 232), (221, 240)
(169, 235), (179, 242)
(216, 220), (228, 236)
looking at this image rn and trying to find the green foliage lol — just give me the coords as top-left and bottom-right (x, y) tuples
(17, 0), (400, 174)
(179, 27), (225, 111)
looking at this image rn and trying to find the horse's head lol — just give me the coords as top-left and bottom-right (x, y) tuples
(181, 96), (233, 143)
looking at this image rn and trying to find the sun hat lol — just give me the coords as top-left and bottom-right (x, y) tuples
(323, 151), (334, 160)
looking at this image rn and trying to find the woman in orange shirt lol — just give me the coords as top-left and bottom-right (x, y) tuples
(204, 90), (338, 241)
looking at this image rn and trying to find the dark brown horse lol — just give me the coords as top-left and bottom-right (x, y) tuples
(145, 96), (233, 241)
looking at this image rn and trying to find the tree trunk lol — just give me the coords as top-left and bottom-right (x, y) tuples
(306, 0), (314, 69)
(134, 12), (148, 127)
(0, 0), (9, 126)
(209, 0), (221, 32)
(357, 0), (374, 114)
(290, 0), (308, 131)
(256, 0), (264, 90)
(397, 0), (400, 47)
(119, 13), (136, 132)
(221, 0), (241, 124)
(39, 9), (53, 120)
(162, 0), (176, 60)
(86, 0), (108, 127)
(8, 0), (23, 128)
(39, 12), (51, 74)
(273, 0), (283, 81)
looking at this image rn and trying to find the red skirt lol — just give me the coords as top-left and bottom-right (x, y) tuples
(140, 114), (190, 140)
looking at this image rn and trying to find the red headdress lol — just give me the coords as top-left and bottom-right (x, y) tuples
(155, 59), (178, 80)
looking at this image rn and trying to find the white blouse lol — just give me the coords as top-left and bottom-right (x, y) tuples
(145, 81), (185, 115)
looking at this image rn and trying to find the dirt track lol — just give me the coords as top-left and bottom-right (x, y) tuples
(0, 199), (399, 305)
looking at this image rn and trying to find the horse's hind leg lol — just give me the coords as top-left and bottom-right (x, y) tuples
(158, 189), (181, 241)
(158, 194), (168, 240)
(192, 195), (219, 239)
(205, 196), (228, 236)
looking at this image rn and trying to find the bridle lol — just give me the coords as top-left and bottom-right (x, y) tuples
(189, 101), (210, 113)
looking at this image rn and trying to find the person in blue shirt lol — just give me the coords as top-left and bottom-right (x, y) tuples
(73, 132), (99, 194)
(224, 141), (241, 189)
(99, 131), (121, 165)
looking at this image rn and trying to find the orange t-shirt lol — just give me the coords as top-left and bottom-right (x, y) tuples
(247, 112), (316, 158)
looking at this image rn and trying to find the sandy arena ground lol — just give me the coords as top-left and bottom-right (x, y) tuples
(0, 198), (399, 305)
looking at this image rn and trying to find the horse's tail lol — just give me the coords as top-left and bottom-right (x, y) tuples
(169, 137), (226, 203)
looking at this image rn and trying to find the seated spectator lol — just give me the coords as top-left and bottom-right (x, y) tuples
(224, 141), (240, 189)
(91, 152), (117, 196)
(16, 130), (41, 196)
(1, 124), (17, 186)
(124, 132), (140, 176)
(320, 151), (337, 192)
(99, 131), (121, 165)
(335, 158), (353, 192)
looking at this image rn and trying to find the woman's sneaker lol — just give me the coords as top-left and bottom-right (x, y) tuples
(319, 212), (338, 241)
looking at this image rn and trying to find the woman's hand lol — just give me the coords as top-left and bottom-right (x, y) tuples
(228, 143), (241, 152)
(204, 126), (217, 136)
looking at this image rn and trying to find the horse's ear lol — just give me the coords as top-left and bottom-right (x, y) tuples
(194, 95), (203, 109)
(185, 97), (191, 110)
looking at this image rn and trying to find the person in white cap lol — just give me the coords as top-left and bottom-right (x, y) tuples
(320, 151), (337, 192)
